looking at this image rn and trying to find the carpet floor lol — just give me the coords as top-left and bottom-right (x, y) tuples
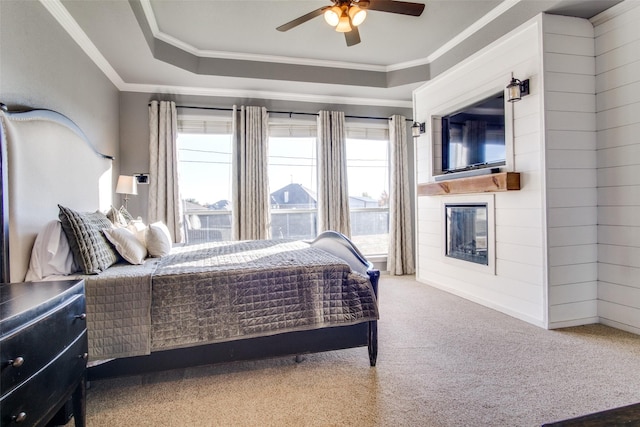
(86, 275), (640, 426)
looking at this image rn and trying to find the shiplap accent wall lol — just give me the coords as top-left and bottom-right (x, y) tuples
(414, 3), (640, 335)
(413, 18), (547, 327)
(594, 1), (640, 335)
(542, 16), (598, 328)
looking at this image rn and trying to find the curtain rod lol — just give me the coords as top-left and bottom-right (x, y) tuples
(151, 104), (412, 122)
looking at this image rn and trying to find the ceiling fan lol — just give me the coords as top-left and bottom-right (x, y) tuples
(276, 0), (425, 47)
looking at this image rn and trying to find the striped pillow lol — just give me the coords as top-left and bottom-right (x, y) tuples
(106, 205), (128, 227)
(119, 205), (135, 223)
(58, 205), (119, 274)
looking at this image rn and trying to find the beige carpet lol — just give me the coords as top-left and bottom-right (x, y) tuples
(86, 275), (640, 426)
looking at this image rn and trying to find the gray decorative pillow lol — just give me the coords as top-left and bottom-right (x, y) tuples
(106, 205), (128, 227)
(119, 205), (135, 223)
(58, 205), (119, 274)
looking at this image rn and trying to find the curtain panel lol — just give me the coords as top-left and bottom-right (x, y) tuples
(388, 115), (415, 275)
(317, 111), (351, 237)
(148, 100), (184, 243)
(232, 105), (270, 240)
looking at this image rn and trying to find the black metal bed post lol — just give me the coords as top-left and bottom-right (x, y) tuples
(367, 268), (380, 367)
(0, 105), (10, 283)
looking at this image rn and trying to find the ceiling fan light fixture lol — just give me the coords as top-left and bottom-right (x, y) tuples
(323, 6), (342, 27)
(335, 14), (352, 32)
(348, 6), (367, 26)
(277, 0), (425, 46)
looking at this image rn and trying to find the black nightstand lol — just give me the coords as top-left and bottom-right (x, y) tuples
(0, 280), (87, 427)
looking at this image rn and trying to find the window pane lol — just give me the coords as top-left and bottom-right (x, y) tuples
(346, 138), (389, 255)
(177, 133), (232, 243)
(268, 137), (317, 240)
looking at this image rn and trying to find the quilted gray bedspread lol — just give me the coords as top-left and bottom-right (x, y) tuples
(85, 239), (378, 360)
(150, 240), (378, 351)
(84, 259), (159, 360)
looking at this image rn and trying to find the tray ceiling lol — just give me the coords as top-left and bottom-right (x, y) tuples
(55, 0), (622, 107)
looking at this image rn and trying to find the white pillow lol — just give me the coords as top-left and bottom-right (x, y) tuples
(25, 220), (78, 281)
(127, 220), (147, 245)
(146, 221), (172, 257)
(103, 227), (148, 265)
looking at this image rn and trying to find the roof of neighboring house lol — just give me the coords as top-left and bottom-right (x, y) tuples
(270, 183), (317, 207)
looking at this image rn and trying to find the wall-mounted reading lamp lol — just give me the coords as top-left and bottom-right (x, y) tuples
(506, 77), (530, 102)
(412, 121), (425, 138)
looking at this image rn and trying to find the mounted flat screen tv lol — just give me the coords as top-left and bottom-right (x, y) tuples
(441, 92), (505, 174)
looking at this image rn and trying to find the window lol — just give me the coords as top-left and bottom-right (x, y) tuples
(268, 119), (317, 239)
(176, 114), (390, 255)
(177, 115), (233, 243)
(346, 124), (390, 256)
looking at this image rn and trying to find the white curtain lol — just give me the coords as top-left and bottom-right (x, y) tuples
(317, 110), (351, 237)
(388, 115), (415, 275)
(232, 105), (270, 240)
(148, 100), (184, 243)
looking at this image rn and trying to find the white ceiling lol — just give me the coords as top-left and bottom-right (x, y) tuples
(53, 0), (621, 108)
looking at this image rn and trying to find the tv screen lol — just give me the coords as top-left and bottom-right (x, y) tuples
(441, 93), (505, 173)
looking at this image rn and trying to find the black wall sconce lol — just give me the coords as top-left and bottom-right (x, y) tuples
(506, 77), (530, 102)
(134, 173), (150, 184)
(412, 121), (425, 138)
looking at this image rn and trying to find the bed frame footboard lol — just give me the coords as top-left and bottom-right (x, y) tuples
(89, 271), (380, 380)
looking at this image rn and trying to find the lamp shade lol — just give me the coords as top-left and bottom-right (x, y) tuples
(412, 123), (421, 137)
(335, 15), (352, 32)
(115, 175), (138, 195)
(349, 6), (366, 26)
(412, 122), (425, 137)
(324, 6), (341, 26)
(506, 78), (522, 102)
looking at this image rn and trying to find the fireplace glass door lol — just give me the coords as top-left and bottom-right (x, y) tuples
(445, 204), (488, 265)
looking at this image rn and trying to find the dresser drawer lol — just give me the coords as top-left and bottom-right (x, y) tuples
(0, 329), (87, 427)
(1, 294), (86, 396)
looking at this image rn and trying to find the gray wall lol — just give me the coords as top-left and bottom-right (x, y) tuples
(0, 0), (415, 268)
(0, 1), (119, 161)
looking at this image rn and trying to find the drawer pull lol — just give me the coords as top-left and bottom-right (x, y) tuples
(75, 313), (87, 320)
(79, 352), (88, 360)
(8, 357), (25, 368)
(12, 412), (27, 423)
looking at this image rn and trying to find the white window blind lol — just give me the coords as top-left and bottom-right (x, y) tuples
(178, 112), (391, 140)
(268, 117), (317, 138)
(178, 114), (233, 135)
(346, 122), (389, 141)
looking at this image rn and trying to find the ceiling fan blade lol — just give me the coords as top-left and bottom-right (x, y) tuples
(345, 27), (361, 46)
(276, 7), (329, 32)
(364, 0), (425, 16)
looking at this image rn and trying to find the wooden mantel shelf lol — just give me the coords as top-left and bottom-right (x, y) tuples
(417, 172), (520, 196)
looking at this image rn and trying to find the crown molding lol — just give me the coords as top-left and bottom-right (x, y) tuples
(40, 0), (412, 107)
(42, 0), (522, 109)
(424, 0), (521, 64)
(142, 0), (522, 74)
(122, 83), (413, 108)
(140, 0), (386, 72)
(388, 0), (522, 72)
(39, 0), (125, 88)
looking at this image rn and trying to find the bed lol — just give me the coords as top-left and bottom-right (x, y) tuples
(0, 105), (380, 380)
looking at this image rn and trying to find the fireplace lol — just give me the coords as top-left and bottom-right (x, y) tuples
(445, 204), (488, 265)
